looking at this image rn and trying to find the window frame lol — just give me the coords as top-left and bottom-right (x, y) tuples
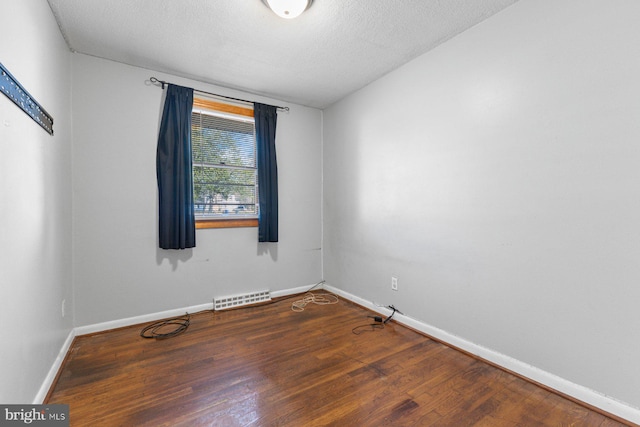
(192, 97), (258, 229)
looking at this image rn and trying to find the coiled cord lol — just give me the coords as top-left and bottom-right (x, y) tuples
(140, 313), (191, 339)
(291, 292), (339, 312)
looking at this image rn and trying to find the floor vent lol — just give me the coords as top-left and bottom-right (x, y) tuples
(214, 290), (271, 311)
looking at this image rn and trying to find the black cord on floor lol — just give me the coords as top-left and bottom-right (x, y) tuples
(351, 305), (403, 335)
(352, 323), (385, 335)
(384, 305), (402, 323)
(140, 313), (191, 339)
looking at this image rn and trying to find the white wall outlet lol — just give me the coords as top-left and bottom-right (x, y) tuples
(391, 276), (398, 291)
(61, 299), (66, 318)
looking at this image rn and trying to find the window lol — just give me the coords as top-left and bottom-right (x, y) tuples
(191, 98), (259, 229)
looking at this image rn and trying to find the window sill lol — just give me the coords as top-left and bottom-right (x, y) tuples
(196, 218), (258, 229)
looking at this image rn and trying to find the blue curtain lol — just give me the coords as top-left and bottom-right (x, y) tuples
(156, 84), (196, 249)
(254, 103), (279, 242)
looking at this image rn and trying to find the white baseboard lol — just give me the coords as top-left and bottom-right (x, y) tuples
(75, 284), (319, 336)
(34, 328), (75, 404)
(74, 302), (214, 336)
(272, 283), (320, 298)
(40, 282), (322, 402)
(323, 284), (640, 425)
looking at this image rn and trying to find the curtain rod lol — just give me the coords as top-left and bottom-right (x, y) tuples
(149, 77), (289, 112)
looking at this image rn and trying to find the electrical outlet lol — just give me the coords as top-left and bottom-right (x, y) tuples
(391, 276), (398, 291)
(61, 299), (66, 318)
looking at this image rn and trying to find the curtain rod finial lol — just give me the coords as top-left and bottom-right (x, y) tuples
(150, 77), (166, 89)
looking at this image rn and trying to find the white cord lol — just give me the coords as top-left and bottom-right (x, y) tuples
(292, 292), (339, 312)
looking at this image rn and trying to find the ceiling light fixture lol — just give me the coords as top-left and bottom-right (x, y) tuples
(262, 0), (313, 19)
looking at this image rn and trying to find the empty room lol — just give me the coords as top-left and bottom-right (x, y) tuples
(1, 0), (639, 425)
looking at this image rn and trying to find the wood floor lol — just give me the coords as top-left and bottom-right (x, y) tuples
(46, 294), (631, 426)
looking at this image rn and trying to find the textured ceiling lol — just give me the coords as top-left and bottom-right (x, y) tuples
(47, 0), (519, 109)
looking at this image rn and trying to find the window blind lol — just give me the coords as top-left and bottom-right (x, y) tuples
(191, 109), (258, 217)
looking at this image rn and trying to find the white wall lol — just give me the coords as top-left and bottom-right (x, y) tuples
(323, 0), (640, 411)
(71, 54), (323, 327)
(0, 0), (73, 403)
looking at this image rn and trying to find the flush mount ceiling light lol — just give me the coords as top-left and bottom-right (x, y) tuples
(262, 0), (313, 19)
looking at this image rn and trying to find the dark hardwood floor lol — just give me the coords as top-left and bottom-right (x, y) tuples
(46, 294), (631, 426)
